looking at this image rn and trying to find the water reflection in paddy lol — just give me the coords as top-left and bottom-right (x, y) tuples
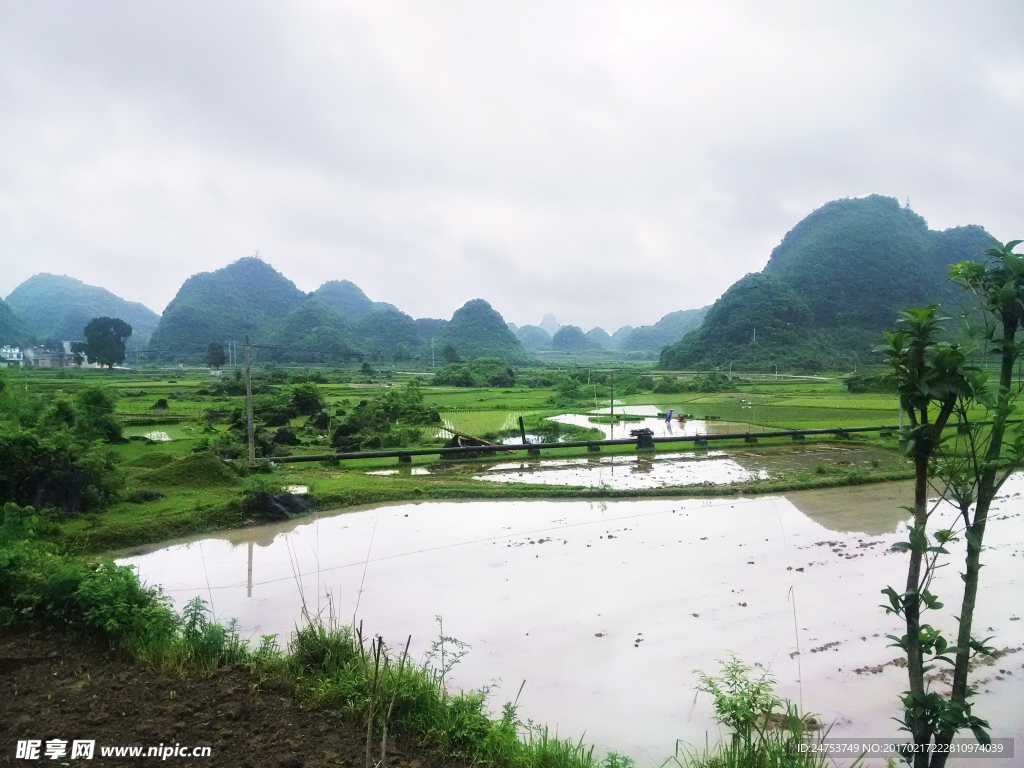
(501, 412), (763, 446)
(119, 477), (1024, 764)
(475, 451), (768, 489)
(469, 445), (897, 491)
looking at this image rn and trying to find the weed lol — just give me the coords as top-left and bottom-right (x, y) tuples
(679, 655), (842, 768)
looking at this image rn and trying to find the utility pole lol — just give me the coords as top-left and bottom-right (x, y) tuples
(245, 335), (255, 466)
(610, 370), (615, 439)
(431, 338), (435, 369)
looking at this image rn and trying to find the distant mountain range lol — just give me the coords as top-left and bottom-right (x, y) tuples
(2, 194), (996, 369)
(511, 306), (709, 355)
(144, 257), (532, 364)
(3, 256), (703, 365)
(661, 195), (995, 371)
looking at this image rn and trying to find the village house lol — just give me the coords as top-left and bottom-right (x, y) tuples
(0, 345), (24, 367)
(23, 342), (81, 369)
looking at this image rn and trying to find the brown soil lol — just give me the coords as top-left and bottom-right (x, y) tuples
(0, 629), (433, 768)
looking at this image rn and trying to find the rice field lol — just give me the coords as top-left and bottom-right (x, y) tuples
(438, 409), (541, 438)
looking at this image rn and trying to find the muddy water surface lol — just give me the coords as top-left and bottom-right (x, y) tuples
(469, 444), (899, 490)
(119, 478), (1024, 765)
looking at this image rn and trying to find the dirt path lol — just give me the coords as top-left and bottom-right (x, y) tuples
(0, 630), (430, 768)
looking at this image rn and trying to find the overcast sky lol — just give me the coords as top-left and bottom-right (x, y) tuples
(1, 1), (1021, 332)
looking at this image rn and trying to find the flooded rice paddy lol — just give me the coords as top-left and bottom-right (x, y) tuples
(476, 451), (769, 488)
(547, 412), (757, 442)
(473, 444), (898, 490)
(502, 412), (765, 446)
(358, 444), (898, 490)
(120, 476), (1024, 764)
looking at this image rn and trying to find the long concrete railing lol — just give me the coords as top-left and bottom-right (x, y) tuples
(236, 420), (1020, 465)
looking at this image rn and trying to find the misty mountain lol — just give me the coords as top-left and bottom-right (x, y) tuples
(312, 280), (393, 322)
(516, 325), (552, 352)
(552, 325), (602, 352)
(538, 313), (560, 336)
(0, 298), (31, 347)
(6, 273), (161, 344)
(435, 299), (533, 363)
(145, 256), (536, 364)
(609, 325), (634, 349)
(585, 327), (613, 349)
(263, 296), (358, 364)
(356, 306), (422, 360)
(148, 257), (307, 360)
(617, 307), (710, 352)
(661, 195), (995, 370)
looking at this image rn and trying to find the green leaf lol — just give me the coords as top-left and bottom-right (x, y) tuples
(970, 723), (992, 745)
(886, 634), (909, 651)
(881, 586), (903, 614)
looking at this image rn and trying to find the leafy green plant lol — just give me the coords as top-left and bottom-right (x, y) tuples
(695, 655), (782, 746)
(683, 655), (833, 768)
(878, 238), (1024, 767)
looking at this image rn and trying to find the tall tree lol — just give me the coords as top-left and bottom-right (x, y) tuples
(880, 239), (1024, 767)
(206, 341), (227, 369)
(81, 317), (132, 369)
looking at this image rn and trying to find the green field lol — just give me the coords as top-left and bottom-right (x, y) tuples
(1, 364), (931, 555)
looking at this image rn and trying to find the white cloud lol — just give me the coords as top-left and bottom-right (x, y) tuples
(1, 0), (1021, 331)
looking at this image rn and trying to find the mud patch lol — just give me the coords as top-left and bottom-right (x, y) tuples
(0, 629), (438, 768)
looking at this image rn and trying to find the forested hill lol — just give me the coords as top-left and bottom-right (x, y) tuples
(148, 257), (307, 360)
(435, 300), (533, 364)
(0, 298), (31, 347)
(145, 258), (531, 364)
(5, 274), (160, 345)
(312, 280), (394, 322)
(661, 195), (995, 371)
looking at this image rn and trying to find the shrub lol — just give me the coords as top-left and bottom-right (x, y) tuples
(0, 429), (124, 515)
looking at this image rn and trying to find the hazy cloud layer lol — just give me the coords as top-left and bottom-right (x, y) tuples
(1, 1), (1021, 330)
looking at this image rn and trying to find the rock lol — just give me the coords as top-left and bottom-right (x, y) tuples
(331, 430), (360, 454)
(272, 428), (301, 446)
(307, 411), (330, 430)
(243, 492), (316, 521)
(331, 423), (357, 446)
